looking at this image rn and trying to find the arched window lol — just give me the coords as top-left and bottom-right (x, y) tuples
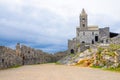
(2, 59), (4, 63)
(82, 41), (85, 43)
(83, 24), (85, 27)
(70, 49), (74, 54)
(82, 18), (85, 20)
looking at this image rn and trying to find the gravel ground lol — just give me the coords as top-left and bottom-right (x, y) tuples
(0, 63), (120, 80)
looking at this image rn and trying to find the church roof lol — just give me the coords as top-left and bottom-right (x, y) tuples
(88, 26), (99, 30)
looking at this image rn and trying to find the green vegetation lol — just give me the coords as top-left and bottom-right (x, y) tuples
(98, 47), (104, 54)
(70, 53), (75, 57)
(109, 44), (120, 51)
(106, 51), (116, 56)
(91, 65), (120, 72)
(76, 43), (80, 48)
(88, 48), (92, 52)
(91, 65), (102, 68)
(10, 65), (21, 69)
(90, 44), (120, 72)
(55, 62), (61, 65)
(104, 67), (120, 72)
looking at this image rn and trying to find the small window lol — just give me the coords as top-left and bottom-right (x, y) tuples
(101, 40), (103, 43)
(92, 32), (94, 35)
(106, 39), (108, 43)
(77, 33), (79, 36)
(2, 59), (4, 63)
(82, 18), (85, 20)
(83, 32), (85, 35)
(83, 24), (85, 27)
(28, 51), (30, 53)
(82, 41), (85, 43)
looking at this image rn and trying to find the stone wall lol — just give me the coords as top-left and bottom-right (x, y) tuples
(99, 27), (110, 43)
(54, 51), (68, 61)
(0, 46), (22, 69)
(0, 44), (66, 69)
(110, 34), (120, 44)
(68, 38), (76, 54)
(20, 45), (56, 65)
(77, 29), (99, 44)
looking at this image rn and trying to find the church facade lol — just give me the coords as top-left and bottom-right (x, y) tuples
(68, 9), (110, 54)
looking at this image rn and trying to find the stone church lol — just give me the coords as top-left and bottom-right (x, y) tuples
(68, 9), (119, 54)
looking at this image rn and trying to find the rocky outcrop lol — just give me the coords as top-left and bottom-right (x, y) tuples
(58, 49), (97, 65)
(58, 44), (120, 68)
(93, 46), (120, 68)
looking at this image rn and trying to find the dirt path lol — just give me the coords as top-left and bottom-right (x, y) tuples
(0, 63), (120, 80)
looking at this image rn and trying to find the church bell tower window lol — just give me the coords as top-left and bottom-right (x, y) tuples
(82, 18), (85, 20)
(83, 24), (85, 27)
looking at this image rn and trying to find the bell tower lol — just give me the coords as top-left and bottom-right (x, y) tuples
(80, 9), (88, 30)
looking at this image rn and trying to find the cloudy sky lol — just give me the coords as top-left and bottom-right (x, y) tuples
(0, 0), (120, 53)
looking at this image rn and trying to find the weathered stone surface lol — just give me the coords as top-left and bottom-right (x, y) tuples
(110, 34), (120, 44)
(0, 44), (67, 69)
(58, 49), (97, 65)
(54, 51), (68, 62)
(0, 46), (22, 69)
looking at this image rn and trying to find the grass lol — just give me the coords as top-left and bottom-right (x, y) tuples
(103, 67), (120, 72)
(0, 65), (21, 70)
(10, 65), (21, 68)
(91, 65), (120, 72)
(55, 62), (60, 64)
(91, 65), (102, 68)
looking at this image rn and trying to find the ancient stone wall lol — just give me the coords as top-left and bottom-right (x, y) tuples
(0, 46), (22, 69)
(99, 27), (110, 43)
(68, 38), (76, 54)
(54, 51), (68, 61)
(20, 45), (54, 65)
(77, 30), (99, 44)
(110, 34), (120, 44)
(0, 44), (66, 69)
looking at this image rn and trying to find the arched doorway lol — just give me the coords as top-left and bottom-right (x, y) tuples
(2, 59), (4, 63)
(92, 40), (94, 44)
(70, 49), (74, 54)
(95, 36), (98, 42)
(82, 41), (85, 43)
